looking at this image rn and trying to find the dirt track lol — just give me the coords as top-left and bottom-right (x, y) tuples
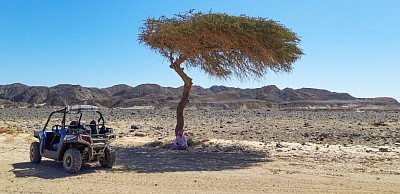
(0, 108), (399, 193)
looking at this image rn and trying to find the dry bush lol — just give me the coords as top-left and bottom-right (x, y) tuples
(0, 128), (23, 134)
(371, 121), (389, 127)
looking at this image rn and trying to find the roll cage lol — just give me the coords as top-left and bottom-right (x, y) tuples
(43, 105), (106, 130)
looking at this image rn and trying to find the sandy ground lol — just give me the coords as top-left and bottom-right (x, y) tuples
(0, 108), (399, 193)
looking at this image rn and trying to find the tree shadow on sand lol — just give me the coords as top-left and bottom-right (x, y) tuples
(11, 141), (270, 178)
(113, 140), (271, 173)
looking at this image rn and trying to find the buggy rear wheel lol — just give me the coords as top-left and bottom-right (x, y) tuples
(30, 142), (42, 164)
(63, 148), (82, 174)
(99, 147), (115, 168)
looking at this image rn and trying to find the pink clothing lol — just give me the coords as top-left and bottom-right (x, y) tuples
(172, 135), (188, 150)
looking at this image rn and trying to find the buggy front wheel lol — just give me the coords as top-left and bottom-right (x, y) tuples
(30, 142), (42, 164)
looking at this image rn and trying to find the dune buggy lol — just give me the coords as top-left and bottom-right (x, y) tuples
(30, 105), (116, 174)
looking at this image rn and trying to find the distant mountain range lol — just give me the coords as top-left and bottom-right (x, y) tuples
(0, 83), (398, 109)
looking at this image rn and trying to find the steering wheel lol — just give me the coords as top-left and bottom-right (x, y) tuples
(52, 125), (62, 134)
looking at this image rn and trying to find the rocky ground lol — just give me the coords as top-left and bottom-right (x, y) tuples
(0, 107), (399, 193)
(1, 107), (399, 146)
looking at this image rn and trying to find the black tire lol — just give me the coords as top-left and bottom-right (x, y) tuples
(99, 147), (115, 168)
(30, 142), (42, 164)
(63, 148), (82, 174)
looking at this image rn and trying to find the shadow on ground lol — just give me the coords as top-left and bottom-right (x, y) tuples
(11, 141), (270, 177)
(113, 141), (270, 173)
(11, 160), (105, 179)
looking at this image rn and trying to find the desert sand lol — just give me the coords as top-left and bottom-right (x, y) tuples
(0, 108), (399, 193)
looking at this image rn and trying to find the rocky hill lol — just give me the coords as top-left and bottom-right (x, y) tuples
(0, 83), (398, 109)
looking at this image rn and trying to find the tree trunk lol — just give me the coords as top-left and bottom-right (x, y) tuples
(171, 60), (192, 136)
(175, 79), (192, 136)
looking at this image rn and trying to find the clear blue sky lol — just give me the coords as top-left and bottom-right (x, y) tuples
(1, 0), (399, 100)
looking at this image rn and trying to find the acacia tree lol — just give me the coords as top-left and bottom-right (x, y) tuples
(139, 11), (303, 136)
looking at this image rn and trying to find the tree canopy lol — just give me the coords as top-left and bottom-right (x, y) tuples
(139, 11), (303, 80)
(139, 11), (303, 136)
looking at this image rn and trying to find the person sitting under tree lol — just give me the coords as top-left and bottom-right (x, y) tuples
(171, 129), (187, 150)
